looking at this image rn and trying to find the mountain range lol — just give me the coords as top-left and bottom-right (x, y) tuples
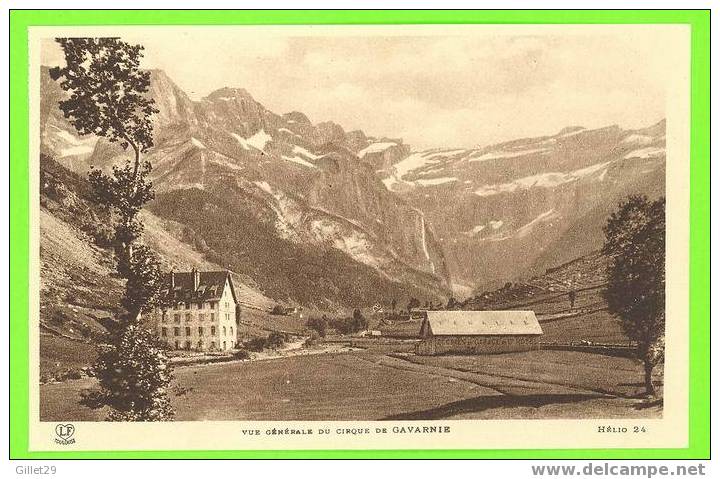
(39, 66), (665, 307)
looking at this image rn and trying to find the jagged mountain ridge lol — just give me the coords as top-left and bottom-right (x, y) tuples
(39, 67), (450, 309)
(40, 65), (664, 301)
(367, 121), (666, 293)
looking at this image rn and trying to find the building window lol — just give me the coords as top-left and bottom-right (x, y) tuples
(210, 341), (216, 350)
(198, 327), (204, 336)
(174, 340), (179, 349)
(198, 313), (205, 322)
(210, 313), (215, 322)
(174, 314), (181, 323)
(211, 326), (216, 336)
(161, 310), (167, 322)
(185, 341), (191, 349)
(197, 340), (203, 349)
(222, 341), (227, 350)
(174, 327), (180, 337)
(185, 327), (191, 336)
(185, 302), (191, 310)
(199, 302), (205, 310)
(161, 327), (167, 337)
(185, 313), (192, 322)
(223, 326), (227, 336)
(178, 301), (184, 310)
(230, 327), (233, 337)
(210, 302), (215, 310)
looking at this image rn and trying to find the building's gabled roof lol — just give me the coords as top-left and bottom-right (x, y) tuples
(422, 310), (543, 336)
(162, 270), (238, 303)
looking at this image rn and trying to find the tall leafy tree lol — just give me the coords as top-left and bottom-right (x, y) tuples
(51, 38), (173, 420)
(602, 195), (665, 396)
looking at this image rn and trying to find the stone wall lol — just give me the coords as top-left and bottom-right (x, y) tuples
(416, 335), (540, 355)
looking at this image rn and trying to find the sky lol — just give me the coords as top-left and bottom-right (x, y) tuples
(41, 26), (672, 150)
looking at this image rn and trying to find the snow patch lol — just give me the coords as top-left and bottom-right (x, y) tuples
(415, 177), (458, 186)
(293, 145), (320, 160)
(382, 177), (402, 190)
(282, 155), (317, 169)
(51, 126), (84, 145)
(474, 161), (611, 197)
(191, 137), (207, 149)
(231, 129), (272, 152)
(50, 126), (96, 157)
(516, 210), (559, 238)
(621, 134), (654, 146)
(309, 219), (380, 268)
(59, 145), (94, 157)
(467, 147), (549, 163)
(247, 129), (272, 151)
(254, 181), (273, 194)
(557, 127), (586, 138)
(358, 142), (398, 157)
(489, 220), (503, 230)
(624, 146), (665, 160)
(391, 152), (440, 179)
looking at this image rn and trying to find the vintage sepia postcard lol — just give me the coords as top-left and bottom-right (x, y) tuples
(9, 10), (710, 459)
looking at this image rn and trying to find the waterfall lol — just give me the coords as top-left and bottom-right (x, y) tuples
(417, 210), (436, 274)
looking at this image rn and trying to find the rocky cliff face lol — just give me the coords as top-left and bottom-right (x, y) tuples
(40, 66), (665, 302)
(39, 68), (451, 309)
(376, 121), (666, 294)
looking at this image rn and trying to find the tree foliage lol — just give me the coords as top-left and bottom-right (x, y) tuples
(306, 315), (329, 337)
(84, 325), (174, 421)
(406, 297), (420, 312)
(602, 195), (665, 395)
(49, 38), (157, 156)
(51, 37), (172, 420)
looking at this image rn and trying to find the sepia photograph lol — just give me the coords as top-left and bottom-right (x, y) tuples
(22, 21), (695, 452)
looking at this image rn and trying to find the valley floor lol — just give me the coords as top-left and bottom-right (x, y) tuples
(40, 349), (662, 421)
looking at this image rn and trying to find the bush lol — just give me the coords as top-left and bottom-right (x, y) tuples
(266, 331), (286, 350)
(306, 316), (328, 337)
(85, 324), (174, 421)
(244, 337), (267, 352)
(63, 369), (83, 380)
(233, 348), (250, 360)
(304, 330), (321, 348)
(50, 309), (71, 327)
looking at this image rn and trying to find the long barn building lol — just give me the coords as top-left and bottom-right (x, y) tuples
(417, 310), (543, 355)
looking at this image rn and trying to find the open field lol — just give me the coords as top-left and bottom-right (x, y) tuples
(39, 334), (98, 380)
(40, 349), (661, 421)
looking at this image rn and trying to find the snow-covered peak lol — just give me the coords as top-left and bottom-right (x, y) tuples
(231, 129), (272, 152)
(357, 141), (399, 158)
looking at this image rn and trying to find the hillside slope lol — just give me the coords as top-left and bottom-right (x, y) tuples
(461, 252), (628, 344)
(40, 67), (451, 308)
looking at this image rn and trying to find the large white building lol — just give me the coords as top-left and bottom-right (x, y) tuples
(153, 269), (239, 351)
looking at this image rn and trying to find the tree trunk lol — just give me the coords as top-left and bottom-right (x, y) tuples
(644, 360), (655, 396)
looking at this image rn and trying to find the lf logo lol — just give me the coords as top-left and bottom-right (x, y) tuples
(54, 423), (76, 445)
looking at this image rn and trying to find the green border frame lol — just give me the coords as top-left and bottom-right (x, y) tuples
(9, 9), (710, 460)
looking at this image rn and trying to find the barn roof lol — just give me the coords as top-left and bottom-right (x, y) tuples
(161, 270), (238, 303)
(423, 310), (542, 336)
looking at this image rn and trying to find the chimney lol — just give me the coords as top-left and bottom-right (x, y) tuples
(192, 267), (200, 291)
(170, 269), (175, 289)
